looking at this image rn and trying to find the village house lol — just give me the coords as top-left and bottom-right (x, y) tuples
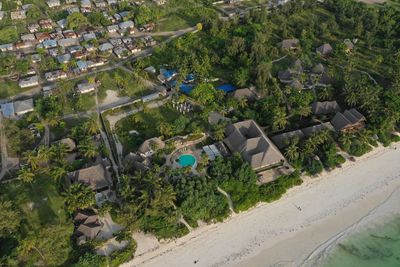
(1, 99), (35, 118)
(48, 48), (60, 56)
(28, 23), (40, 33)
(142, 36), (157, 46)
(18, 75), (39, 88)
(331, 109), (366, 133)
(63, 30), (77, 39)
(31, 54), (41, 63)
(39, 19), (54, 29)
(316, 43), (333, 55)
(113, 46), (130, 59)
(83, 32), (96, 42)
(126, 43), (141, 54)
(57, 53), (72, 64)
(223, 120), (286, 171)
(35, 32), (51, 43)
(57, 19), (67, 29)
(45, 70), (67, 81)
(118, 20), (134, 33)
(0, 43), (14, 52)
(81, 0), (92, 11)
(46, 0), (61, 8)
(153, 0), (167, 5)
(98, 42), (113, 52)
(58, 38), (79, 48)
(43, 39), (58, 49)
(14, 99), (35, 116)
(107, 24), (119, 33)
(76, 82), (96, 94)
(94, 0), (107, 8)
(281, 38), (299, 50)
(87, 58), (106, 68)
(67, 6), (80, 14)
(15, 41), (34, 50)
(21, 33), (36, 42)
(344, 39), (355, 53)
(76, 60), (88, 72)
(11, 10), (26, 20)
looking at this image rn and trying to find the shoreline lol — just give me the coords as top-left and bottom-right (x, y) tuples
(123, 143), (400, 267)
(302, 185), (400, 266)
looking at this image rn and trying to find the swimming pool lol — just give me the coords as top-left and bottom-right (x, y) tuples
(178, 154), (197, 168)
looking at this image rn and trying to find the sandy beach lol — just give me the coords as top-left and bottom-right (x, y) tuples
(123, 143), (400, 267)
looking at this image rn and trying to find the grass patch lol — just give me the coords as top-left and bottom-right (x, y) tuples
(156, 13), (194, 32)
(0, 176), (68, 231)
(0, 79), (33, 99)
(115, 104), (184, 153)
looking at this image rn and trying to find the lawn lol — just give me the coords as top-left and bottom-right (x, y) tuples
(0, 79), (33, 99)
(96, 69), (151, 98)
(156, 13), (195, 32)
(0, 176), (68, 231)
(115, 104), (184, 153)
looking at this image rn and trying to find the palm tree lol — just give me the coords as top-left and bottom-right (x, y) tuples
(23, 150), (39, 171)
(285, 142), (300, 162)
(78, 139), (98, 159)
(85, 115), (99, 135)
(339, 133), (352, 150)
(51, 143), (69, 161)
(18, 236), (46, 263)
(272, 107), (287, 131)
(63, 183), (95, 213)
(238, 97), (248, 109)
(51, 166), (68, 183)
(18, 168), (35, 183)
(37, 146), (52, 165)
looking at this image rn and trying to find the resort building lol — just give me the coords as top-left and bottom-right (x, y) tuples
(138, 137), (165, 158)
(331, 109), (366, 133)
(271, 122), (335, 149)
(67, 164), (112, 192)
(311, 101), (341, 115)
(223, 120), (285, 171)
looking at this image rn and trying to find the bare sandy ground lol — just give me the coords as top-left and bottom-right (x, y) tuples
(122, 143), (400, 267)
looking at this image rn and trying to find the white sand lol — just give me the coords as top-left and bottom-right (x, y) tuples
(123, 143), (400, 267)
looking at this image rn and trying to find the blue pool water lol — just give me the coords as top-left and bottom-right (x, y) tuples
(178, 154), (196, 168)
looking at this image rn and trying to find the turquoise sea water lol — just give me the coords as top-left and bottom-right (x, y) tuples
(322, 217), (400, 267)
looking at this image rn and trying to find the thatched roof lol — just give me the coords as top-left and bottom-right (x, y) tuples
(311, 101), (341, 115)
(224, 120), (285, 170)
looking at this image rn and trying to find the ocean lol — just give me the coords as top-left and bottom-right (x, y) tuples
(322, 217), (400, 267)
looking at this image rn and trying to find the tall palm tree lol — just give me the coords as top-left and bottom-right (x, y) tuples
(51, 143), (69, 161)
(37, 146), (52, 165)
(272, 107), (287, 131)
(85, 115), (99, 136)
(51, 166), (68, 184)
(238, 97), (248, 109)
(18, 168), (35, 183)
(63, 183), (95, 213)
(78, 140), (98, 159)
(339, 133), (352, 150)
(23, 150), (39, 171)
